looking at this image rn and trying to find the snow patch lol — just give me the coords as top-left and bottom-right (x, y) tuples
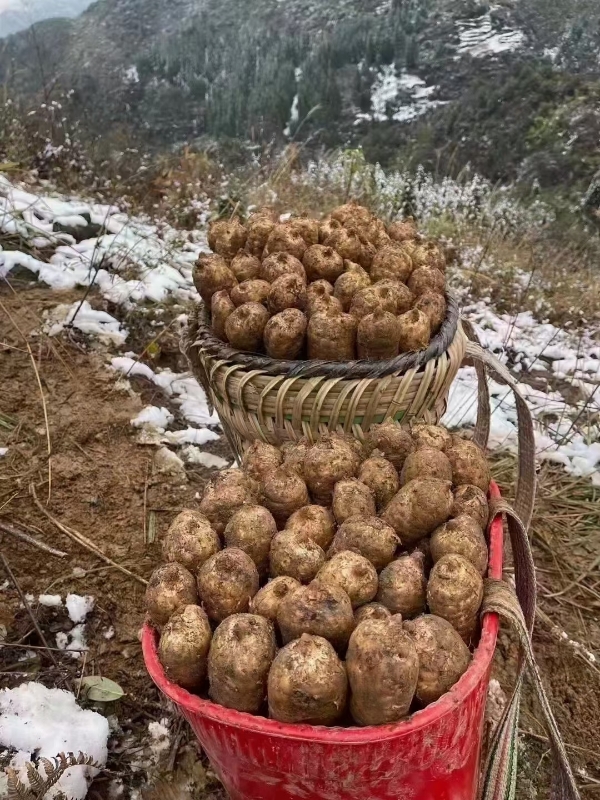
(163, 427), (221, 446)
(180, 447), (229, 469)
(0, 174), (209, 307)
(456, 9), (526, 58)
(357, 66), (445, 124)
(124, 65), (140, 83)
(111, 357), (219, 427)
(44, 301), (128, 346)
(443, 290), (600, 484)
(284, 67), (303, 137)
(38, 594), (63, 608)
(131, 406), (174, 432)
(0, 683), (109, 800)
(147, 720), (171, 758)
(66, 594), (95, 624)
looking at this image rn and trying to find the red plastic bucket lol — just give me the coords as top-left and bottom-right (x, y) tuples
(143, 482), (503, 800)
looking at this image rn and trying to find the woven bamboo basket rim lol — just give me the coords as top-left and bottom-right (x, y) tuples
(189, 293), (459, 379)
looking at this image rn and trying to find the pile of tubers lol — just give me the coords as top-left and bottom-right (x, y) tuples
(194, 203), (448, 361)
(147, 422), (493, 727)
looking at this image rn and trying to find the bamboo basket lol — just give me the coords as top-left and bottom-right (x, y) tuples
(185, 295), (466, 461)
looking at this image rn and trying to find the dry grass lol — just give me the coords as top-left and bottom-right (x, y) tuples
(236, 148), (600, 328)
(445, 225), (600, 330)
(492, 454), (600, 654)
(490, 455), (600, 796)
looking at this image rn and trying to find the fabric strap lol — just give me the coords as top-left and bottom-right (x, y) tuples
(462, 323), (536, 531)
(460, 331), (579, 799)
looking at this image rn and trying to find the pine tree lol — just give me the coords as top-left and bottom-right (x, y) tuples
(406, 35), (419, 69)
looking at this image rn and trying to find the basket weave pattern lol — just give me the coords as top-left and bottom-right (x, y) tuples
(186, 297), (466, 460)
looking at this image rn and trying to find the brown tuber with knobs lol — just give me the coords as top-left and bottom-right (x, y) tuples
(359, 455), (400, 511)
(211, 290), (235, 342)
(224, 302), (271, 352)
(158, 605), (212, 691)
(208, 614), (276, 713)
(377, 552), (427, 619)
(146, 563), (198, 628)
(307, 308), (357, 361)
(347, 616), (419, 726)
(194, 254), (237, 304)
(201, 206), (450, 363)
(333, 261), (371, 311)
(162, 510), (221, 574)
(197, 549), (260, 623)
(268, 634), (348, 726)
(427, 554), (484, 645)
(357, 309), (399, 361)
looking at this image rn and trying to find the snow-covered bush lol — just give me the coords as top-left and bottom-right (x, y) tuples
(293, 149), (554, 233)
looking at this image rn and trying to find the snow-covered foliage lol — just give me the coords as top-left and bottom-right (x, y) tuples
(294, 152), (553, 233)
(0, 683), (108, 799)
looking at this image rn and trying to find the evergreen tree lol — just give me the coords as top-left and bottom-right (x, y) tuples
(406, 35), (419, 69)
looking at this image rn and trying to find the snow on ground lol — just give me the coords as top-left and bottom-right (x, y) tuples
(456, 8), (526, 58)
(180, 447), (230, 468)
(111, 357), (219, 427)
(45, 594), (96, 659)
(43, 300), (128, 346)
(0, 683), (109, 800)
(445, 262), (600, 483)
(131, 405), (175, 432)
(66, 594), (95, 624)
(0, 173), (209, 306)
(356, 65), (445, 124)
(163, 427), (221, 446)
(1, 171), (598, 485)
(0, 172), (222, 458)
(38, 594), (63, 607)
(284, 67), (303, 137)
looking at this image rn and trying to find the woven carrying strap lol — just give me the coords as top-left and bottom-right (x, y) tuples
(465, 331), (578, 798)
(481, 501), (581, 800)
(464, 327), (536, 532)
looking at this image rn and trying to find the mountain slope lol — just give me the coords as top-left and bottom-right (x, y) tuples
(0, 0), (92, 37)
(1, 0), (599, 195)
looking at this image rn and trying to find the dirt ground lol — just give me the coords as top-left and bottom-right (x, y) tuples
(1, 279), (599, 799)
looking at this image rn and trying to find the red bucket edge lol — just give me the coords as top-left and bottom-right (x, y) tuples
(142, 481), (503, 745)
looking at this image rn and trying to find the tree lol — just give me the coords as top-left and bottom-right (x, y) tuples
(406, 36), (419, 70)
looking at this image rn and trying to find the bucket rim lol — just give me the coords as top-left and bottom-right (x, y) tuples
(142, 482), (503, 743)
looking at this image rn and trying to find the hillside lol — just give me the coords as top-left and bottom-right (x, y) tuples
(1, 168), (600, 798)
(0, 0), (92, 37)
(1, 0), (600, 196)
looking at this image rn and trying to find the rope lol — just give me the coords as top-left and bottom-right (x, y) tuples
(481, 503), (581, 800)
